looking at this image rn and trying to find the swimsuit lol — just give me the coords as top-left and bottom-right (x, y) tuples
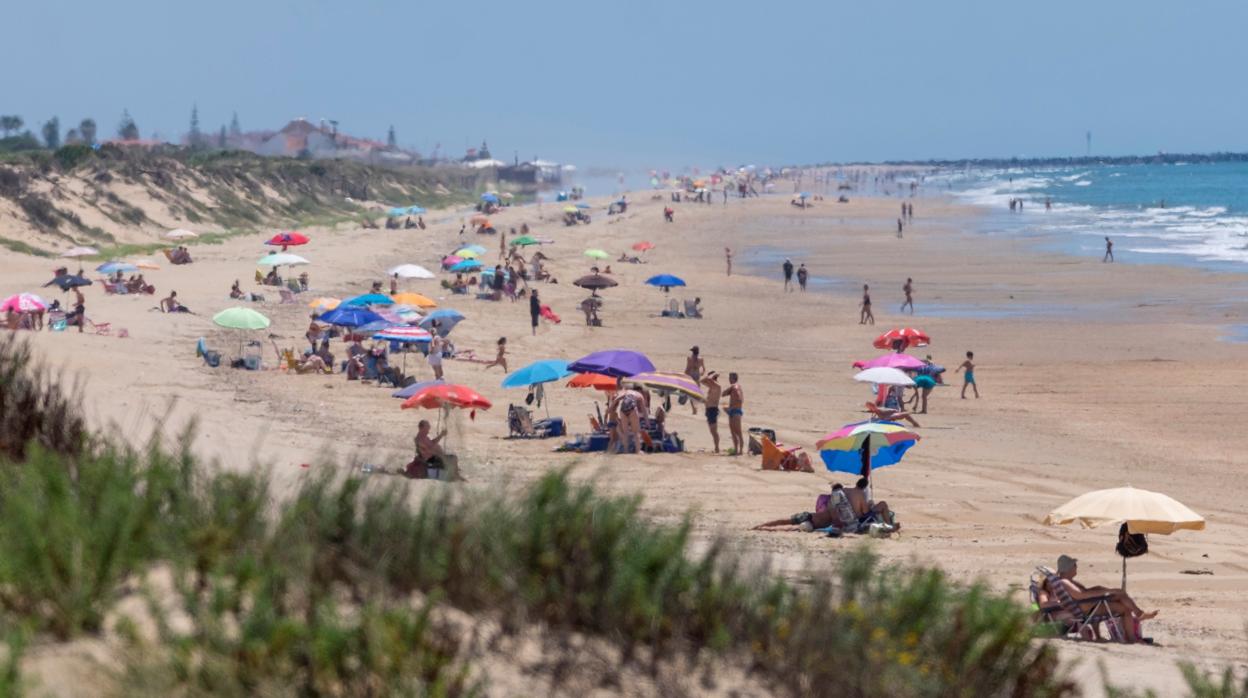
(726, 407), (743, 417)
(964, 371), (975, 384)
(705, 407), (719, 423)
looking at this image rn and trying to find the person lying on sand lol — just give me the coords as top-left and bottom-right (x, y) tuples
(753, 484), (857, 532)
(230, 280), (244, 299)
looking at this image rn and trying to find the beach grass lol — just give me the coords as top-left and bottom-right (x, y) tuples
(0, 236), (50, 257)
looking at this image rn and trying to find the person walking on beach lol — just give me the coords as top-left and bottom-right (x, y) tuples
(859, 284), (874, 325)
(428, 323), (447, 380)
(782, 258), (794, 292)
(725, 247), (733, 276)
(896, 218), (904, 238)
(684, 346), (705, 415)
(957, 351), (979, 399)
(726, 373), (745, 455)
(797, 263), (808, 291)
(1103, 237), (1114, 263)
(700, 371), (723, 453)
(529, 289), (541, 336)
(901, 277), (914, 314)
(483, 337), (508, 372)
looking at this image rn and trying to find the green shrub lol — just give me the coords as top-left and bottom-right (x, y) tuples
(54, 144), (94, 170)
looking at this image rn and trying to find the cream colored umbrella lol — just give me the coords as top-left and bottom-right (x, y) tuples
(1044, 485), (1205, 588)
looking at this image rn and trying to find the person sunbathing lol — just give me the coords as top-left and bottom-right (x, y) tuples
(865, 401), (920, 428)
(1050, 555), (1156, 626)
(295, 353), (328, 374)
(846, 477), (898, 529)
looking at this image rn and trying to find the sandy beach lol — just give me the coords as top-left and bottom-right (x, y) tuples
(5, 188), (1248, 695)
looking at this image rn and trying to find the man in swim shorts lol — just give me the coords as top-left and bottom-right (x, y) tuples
(700, 371), (723, 453)
(726, 372), (744, 455)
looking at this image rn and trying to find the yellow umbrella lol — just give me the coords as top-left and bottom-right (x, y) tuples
(562, 206), (578, 213)
(1044, 485), (1204, 588)
(391, 292), (437, 309)
(308, 297), (341, 312)
(133, 259), (161, 270)
(454, 248), (481, 259)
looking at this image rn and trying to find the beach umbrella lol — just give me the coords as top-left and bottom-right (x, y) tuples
(502, 359), (572, 389)
(392, 379), (445, 399)
(480, 193), (500, 204)
(389, 305), (424, 322)
(454, 248), (482, 259)
(460, 244), (487, 255)
(388, 264), (435, 279)
(257, 252), (310, 267)
(852, 354), (926, 371)
(265, 231), (310, 247)
(342, 293), (394, 307)
(799, 192), (810, 199)
(401, 383), (492, 411)
(469, 214), (490, 225)
(1045, 486), (1205, 589)
(584, 249), (610, 260)
(441, 255), (463, 268)
(873, 327), (930, 350)
(853, 367), (915, 387)
(60, 246), (99, 258)
(165, 228), (198, 240)
(817, 421), (920, 475)
(572, 274), (618, 292)
(388, 207), (407, 217)
(406, 205), (427, 215)
(373, 326), (433, 343)
(308, 297), (341, 313)
(46, 275), (92, 292)
(213, 306), (272, 355)
(632, 241), (655, 252)
(575, 202), (591, 209)
(449, 259), (483, 273)
(317, 307), (385, 328)
(511, 235), (541, 246)
(568, 349), (655, 378)
(96, 261), (138, 274)
(133, 259), (161, 270)
(625, 372), (703, 401)
(562, 206), (578, 213)
(391, 292), (437, 309)
(0, 293), (47, 313)
(419, 309), (465, 336)
(645, 274), (686, 290)
(566, 372), (619, 391)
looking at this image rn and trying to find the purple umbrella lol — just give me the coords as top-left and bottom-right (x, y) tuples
(567, 349), (655, 378)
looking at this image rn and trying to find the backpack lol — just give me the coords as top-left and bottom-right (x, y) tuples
(1115, 523), (1149, 558)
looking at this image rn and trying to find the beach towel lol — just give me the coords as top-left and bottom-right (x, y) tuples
(540, 305), (561, 323)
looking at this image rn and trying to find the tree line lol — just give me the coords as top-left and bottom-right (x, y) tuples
(0, 106), (248, 153)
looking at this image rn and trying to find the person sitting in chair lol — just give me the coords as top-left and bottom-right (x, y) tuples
(405, 419), (447, 478)
(1045, 555), (1155, 642)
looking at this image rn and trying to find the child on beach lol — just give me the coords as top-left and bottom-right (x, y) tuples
(957, 351), (979, 399)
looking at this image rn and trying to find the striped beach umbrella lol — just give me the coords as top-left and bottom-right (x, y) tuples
(373, 326), (433, 343)
(625, 372), (703, 401)
(817, 421), (920, 475)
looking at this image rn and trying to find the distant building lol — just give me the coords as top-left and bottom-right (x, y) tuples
(248, 118), (405, 162)
(499, 158), (563, 185)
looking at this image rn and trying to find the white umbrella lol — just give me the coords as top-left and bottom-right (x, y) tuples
(387, 263), (435, 279)
(60, 246), (99, 258)
(165, 228), (199, 240)
(853, 367), (915, 387)
(257, 252), (310, 267)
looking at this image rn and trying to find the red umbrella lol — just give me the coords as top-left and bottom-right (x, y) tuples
(632, 241), (655, 252)
(400, 383), (492, 411)
(266, 231), (310, 246)
(566, 372), (618, 391)
(873, 328), (930, 350)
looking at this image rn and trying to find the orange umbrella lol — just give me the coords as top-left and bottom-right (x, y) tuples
(470, 214), (490, 225)
(566, 372), (618, 391)
(391, 292), (437, 309)
(632, 241), (655, 252)
(401, 383), (492, 411)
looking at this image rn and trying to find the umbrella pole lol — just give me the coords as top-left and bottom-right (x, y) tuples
(1122, 557), (1127, 592)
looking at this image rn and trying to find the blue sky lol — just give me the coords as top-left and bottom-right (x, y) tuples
(8, 0), (1248, 170)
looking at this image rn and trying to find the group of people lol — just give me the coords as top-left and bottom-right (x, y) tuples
(753, 475), (897, 537)
(684, 347), (745, 455)
(781, 258), (809, 292)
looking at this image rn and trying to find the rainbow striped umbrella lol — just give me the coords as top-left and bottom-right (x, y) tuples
(625, 372), (704, 401)
(817, 421), (919, 475)
(373, 326), (432, 343)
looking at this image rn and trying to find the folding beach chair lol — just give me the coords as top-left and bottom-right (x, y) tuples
(1033, 566), (1126, 642)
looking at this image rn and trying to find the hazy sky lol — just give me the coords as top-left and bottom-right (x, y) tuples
(8, 0), (1248, 170)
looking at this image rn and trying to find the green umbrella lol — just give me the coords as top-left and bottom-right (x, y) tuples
(584, 249), (610, 260)
(213, 307), (272, 358)
(512, 235), (541, 246)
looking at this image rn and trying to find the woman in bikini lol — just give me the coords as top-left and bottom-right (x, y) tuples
(482, 337), (508, 372)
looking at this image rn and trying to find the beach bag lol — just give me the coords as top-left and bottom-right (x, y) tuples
(1115, 523), (1149, 558)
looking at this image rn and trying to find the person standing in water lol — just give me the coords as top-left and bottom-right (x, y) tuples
(896, 218), (904, 238)
(782, 258), (794, 292)
(1103, 237), (1114, 263)
(957, 351), (979, 399)
(901, 277), (914, 314)
(797, 263), (808, 291)
(859, 284), (874, 325)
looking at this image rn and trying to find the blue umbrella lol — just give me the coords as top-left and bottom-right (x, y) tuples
(799, 192), (811, 198)
(406, 205), (427, 215)
(645, 274), (687, 289)
(449, 259), (483, 273)
(317, 307), (386, 328)
(501, 359), (571, 388)
(97, 261), (138, 274)
(388, 207), (407, 217)
(342, 293), (394, 307)
(392, 379), (445, 399)
(481, 193), (500, 204)
(419, 309), (464, 336)
(355, 320), (396, 334)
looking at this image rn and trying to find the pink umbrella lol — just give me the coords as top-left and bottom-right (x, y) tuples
(441, 255), (463, 269)
(0, 293), (47, 313)
(852, 353), (926, 371)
